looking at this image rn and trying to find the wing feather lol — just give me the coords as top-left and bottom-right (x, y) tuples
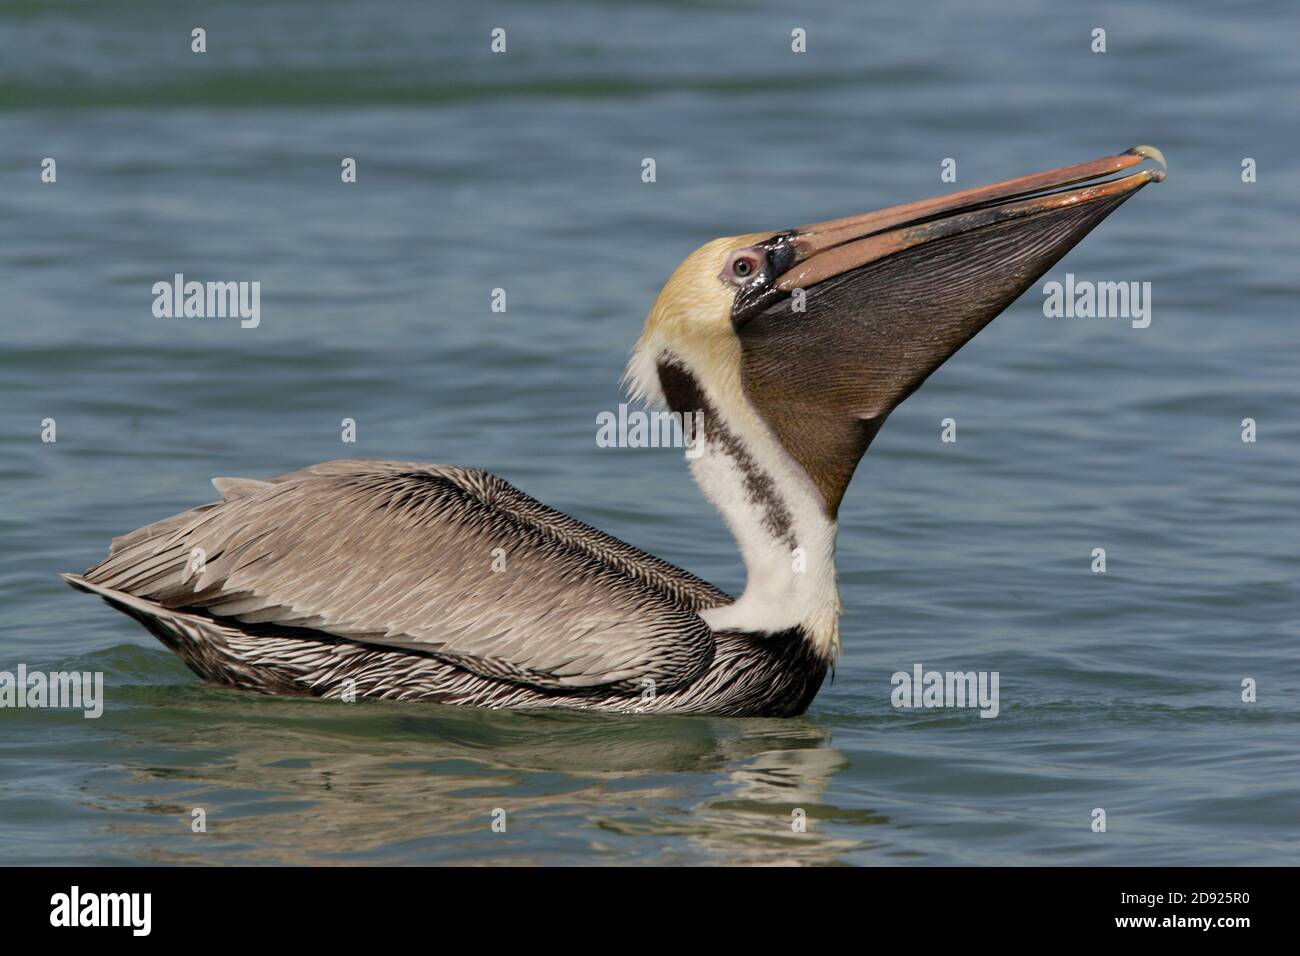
(84, 460), (723, 692)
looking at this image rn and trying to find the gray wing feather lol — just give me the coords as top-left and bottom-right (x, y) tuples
(212, 476), (273, 500)
(84, 459), (723, 692)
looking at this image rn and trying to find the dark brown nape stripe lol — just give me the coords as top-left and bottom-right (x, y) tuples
(656, 356), (794, 544)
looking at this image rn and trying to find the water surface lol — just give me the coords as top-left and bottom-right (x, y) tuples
(1, 0), (1297, 865)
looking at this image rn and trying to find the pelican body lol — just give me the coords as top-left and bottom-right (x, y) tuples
(65, 148), (1164, 717)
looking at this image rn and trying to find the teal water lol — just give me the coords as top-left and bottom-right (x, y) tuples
(1, 1), (1297, 865)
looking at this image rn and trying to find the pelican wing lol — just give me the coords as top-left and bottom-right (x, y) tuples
(83, 460), (725, 692)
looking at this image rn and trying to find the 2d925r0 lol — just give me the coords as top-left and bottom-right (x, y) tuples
(1189, 892), (1250, 904)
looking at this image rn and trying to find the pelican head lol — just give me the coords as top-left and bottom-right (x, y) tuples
(625, 146), (1164, 655)
(629, 146), (1165, 515)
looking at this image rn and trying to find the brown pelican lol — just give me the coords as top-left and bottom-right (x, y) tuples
(65, 147), (1165, 717)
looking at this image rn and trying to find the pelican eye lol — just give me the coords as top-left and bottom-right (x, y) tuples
(722, 248), (765, 286)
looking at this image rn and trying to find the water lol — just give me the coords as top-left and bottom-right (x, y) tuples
(2, 0), (1297, 865)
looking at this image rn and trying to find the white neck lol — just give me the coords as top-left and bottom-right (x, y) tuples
(685, 380), (842, 658)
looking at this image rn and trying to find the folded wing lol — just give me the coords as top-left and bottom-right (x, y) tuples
(83, 459), (724, 692)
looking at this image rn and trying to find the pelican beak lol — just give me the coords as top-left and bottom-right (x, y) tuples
(776, 146), (1165, 293)
(735, 146), (1165, 514)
